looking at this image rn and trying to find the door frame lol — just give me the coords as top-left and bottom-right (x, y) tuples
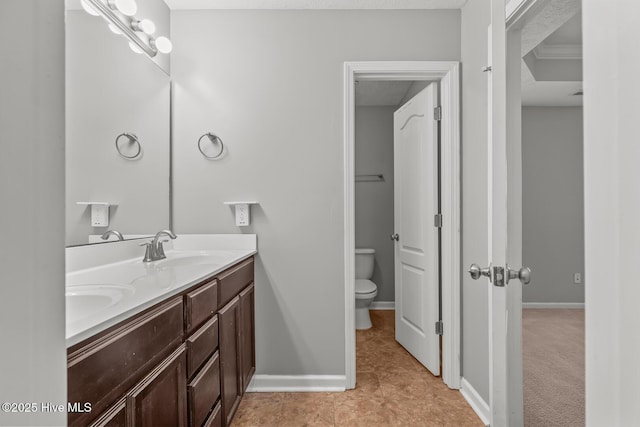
(343, 61), (461, 390)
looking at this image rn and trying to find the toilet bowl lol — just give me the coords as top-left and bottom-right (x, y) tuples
(355, 248), (378, 330)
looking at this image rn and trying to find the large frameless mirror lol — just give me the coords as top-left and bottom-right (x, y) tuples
(65, 0), (171, 246)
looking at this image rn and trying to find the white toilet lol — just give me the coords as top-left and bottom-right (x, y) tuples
(355, 248), (378, 330)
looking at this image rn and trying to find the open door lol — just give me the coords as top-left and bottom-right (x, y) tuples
(392, 84), (440, 376)
(467, 1), (530, 425)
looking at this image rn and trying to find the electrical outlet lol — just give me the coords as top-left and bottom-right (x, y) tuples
(91, 204), (109, 227)
(573, 273), (582, 284)
(235, 204), (249, 226)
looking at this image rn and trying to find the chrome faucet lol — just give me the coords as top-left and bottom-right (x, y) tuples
(101, 230), (124, 241)
(141, 229), (177, 262)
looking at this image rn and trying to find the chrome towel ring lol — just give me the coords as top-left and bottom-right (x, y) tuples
(115, 133), (141, 159)
(198, 133), (224, 160)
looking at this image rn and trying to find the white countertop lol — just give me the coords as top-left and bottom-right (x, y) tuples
(66, 234), (257, 348)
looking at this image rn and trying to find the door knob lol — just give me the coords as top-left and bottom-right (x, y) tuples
(469, 263), (491, 281)
(507, 265), (532, 285)
(390, 233), (399, 241)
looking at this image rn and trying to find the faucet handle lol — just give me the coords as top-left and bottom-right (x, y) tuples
(139, 242), (153, 262)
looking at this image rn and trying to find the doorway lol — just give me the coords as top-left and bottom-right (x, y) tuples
(479, 0), (585, 424)
(343, 62), (461, 390)
(517, 7), (585, 425)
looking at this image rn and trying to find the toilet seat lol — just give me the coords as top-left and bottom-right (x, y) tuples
(355, 279), (377, 298)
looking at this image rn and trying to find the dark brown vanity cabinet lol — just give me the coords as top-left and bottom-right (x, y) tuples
(68, 297), (185, 427)
(68, 256), (255, 427)
(218, 261), (256, 426)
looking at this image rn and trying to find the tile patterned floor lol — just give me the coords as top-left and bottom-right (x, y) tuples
(232, 310), (483, 426)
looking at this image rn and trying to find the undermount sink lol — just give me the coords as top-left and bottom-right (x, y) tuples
(66, 285), (134, 320)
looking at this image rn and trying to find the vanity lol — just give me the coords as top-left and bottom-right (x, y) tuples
(64, 7), (255, 425)
(66, 235), (256, 427)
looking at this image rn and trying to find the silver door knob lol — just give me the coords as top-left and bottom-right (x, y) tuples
(390, 233), (399, 241)
(507, 266), (532, 285)
(469, 263), (491, 280)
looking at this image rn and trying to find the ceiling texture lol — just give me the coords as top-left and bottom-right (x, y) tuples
(519, 0), (583, 106)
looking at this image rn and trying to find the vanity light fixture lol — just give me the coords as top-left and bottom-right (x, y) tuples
(81, 0), (100, 16)
(150, 36), (172, 54)
(81, 0), (172, 58)
(108, 23), (122, 35)
(128, 42), (143, 54)
(131, 19), (156, 35)
(108, 0), (137, 16)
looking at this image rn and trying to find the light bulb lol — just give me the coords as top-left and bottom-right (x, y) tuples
(108, 0), (137, 16)
(108, 23), (122, 35)
(152, 36), (172, 54)
(80, 0), (100, 16)
(132, 19), (156, 35)
(129, 42), (143, 54)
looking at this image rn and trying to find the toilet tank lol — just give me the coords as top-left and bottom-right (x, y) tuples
(355, 248), (375, 279)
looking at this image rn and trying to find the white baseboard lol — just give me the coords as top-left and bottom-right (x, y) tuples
(460, 377), (490, 426)
(522, 302), (585, 309)
(370, 301), (395, 310)
(246, 375), (346, 392)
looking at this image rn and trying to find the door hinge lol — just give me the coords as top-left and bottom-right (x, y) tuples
(434, 106), (442, 121)
(435, 321), (443, 336)
(434, 213), (443, 228)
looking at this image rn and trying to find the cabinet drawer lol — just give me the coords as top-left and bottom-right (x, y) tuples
(187, 315), (218, 379)
(202, 401), (222, 427)
(68, 297), (184, 426)
(188, 351), (221, 427)
(185, 280), (218, 335)
(217, 258), (254, 309)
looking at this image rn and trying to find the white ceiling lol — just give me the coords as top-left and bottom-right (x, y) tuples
(543, 12), (581, 45)
(520, 1), (582, 107)
(164, 0), (467, 9)
(355, 81), (413, 107)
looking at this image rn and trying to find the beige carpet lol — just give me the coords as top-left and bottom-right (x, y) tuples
(523, 308), (585, 427)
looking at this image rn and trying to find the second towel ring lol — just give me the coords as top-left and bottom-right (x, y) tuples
(115, 133), (141, 159)
(198, 133), (224, 159)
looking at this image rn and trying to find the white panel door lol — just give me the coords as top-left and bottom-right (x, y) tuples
(393, 84), (440, 375)
(482, 2), (528, 425)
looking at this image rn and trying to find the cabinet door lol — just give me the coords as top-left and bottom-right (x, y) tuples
(239, 284), (255, 392)
(89, 398), (126, 427)
(218, 296), (242, 426)
(68, 297), (184, 426)
(126, 344), (188, 427)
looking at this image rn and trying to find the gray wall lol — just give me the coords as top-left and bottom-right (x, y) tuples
(66, 11), (170, 246)
(522, 107), (585, 303)
(0, 1), (67, 425)
(461, 0), (491, 403)
(355, 106), (395, 302)
(171, 10), (461, 376)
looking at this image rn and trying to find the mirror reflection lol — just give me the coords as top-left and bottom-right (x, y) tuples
(65, 3), (170, 246)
